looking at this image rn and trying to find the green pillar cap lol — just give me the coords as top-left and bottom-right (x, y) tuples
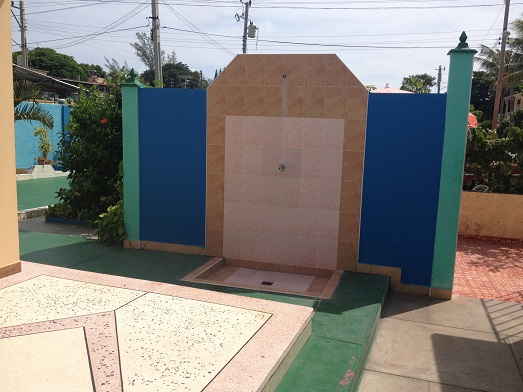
(448, 31), (477, 54)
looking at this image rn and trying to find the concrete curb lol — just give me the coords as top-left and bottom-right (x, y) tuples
(18, 206), (48, 220)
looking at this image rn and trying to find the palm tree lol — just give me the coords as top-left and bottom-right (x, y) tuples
(13, 80), (54, 130)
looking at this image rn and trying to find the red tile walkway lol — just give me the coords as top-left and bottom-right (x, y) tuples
(454, 236), (523, 303)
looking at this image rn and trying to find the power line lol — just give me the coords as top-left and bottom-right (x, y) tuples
(161, 0), (235, 56)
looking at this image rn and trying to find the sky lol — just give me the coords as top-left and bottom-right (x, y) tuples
(10, 0), (523, 91)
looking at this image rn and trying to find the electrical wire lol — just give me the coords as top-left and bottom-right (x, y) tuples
(160, 0), (235, 56)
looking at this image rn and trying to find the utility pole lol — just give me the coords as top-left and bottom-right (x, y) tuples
(492, 0), (511, 129)
(12, 1), (28, 67)
(19, 1), (28, 67)
(151, 0), (162, 85)
(242, 0), (251, 54)
(436, 65), (445, 94)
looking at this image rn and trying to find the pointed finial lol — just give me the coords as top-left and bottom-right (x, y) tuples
(448, 31), (477, 55)
(457, 31), (469, 49)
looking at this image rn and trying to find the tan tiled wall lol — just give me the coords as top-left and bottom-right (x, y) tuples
(206, 54), (368, 271)
(459, 191), (523, 239)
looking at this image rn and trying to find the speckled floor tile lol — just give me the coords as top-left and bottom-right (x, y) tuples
(0, 312), (121, 392)
(116, 293), (271, 391)
(0, 327), (93, 392)
(0, 262), (314, 392)
(0, 275), (144, 328)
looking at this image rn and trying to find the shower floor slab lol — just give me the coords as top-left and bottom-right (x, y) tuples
(182, 258), (344, 299)
(0, 261), (313, 392)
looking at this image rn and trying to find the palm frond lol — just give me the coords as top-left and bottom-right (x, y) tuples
(13, 80), (41, 107)
(14, 103), (54, 130)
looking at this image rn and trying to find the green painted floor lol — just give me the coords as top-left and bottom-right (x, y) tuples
(19, 230), (389, 391)
(17, 177), (68, 210)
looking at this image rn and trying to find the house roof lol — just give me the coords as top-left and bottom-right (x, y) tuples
(372, 83), (414, 94)
(13, 64), (80, 95)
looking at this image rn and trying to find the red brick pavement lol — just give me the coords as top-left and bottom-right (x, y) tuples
(454, 236), (523, 303)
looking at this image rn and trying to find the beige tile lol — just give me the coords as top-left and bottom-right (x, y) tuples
(285, 86), (304, 117)
(207, 144), (225, 174)
(344, 119), (367, 152)
(338, 211), (360, 243)
(0, 328), (93, 392)
(245, 55), (265, 86)
(206, 228), (224, 256)
(225, 85), (244, 116)
(340, 181), (362, 212)
(207, 115), (225, 145)
(347, 70), (366, 89)
(210, 71), (225, 86)
(326, 55), (348, 87)
(342, 150), (364, 182)
(207, 86), (225, 116)
(207, 173), (224, 200)
(324, 86), (346, 118)
(244, 85), (265, 116)
(225, 55), (245, 85)
(345, 87), (368, 118)
(303, 86), (325, 118)
(207, 200), (224, 231)
(207, 189), (224, 211)
(284, 54), (306, 86)
(305, 55), (327, 87)
(337, 241), (358, 271)
(265, 55), (285, 86)
(264, 86), (283, 116)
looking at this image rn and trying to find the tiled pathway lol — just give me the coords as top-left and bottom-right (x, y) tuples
(0, 262), (312, 392)
(454, 236), (523, 303)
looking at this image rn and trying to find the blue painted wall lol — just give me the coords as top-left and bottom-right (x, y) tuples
(359, 93), (447, 286)
(138, 89), (206, 247)
(15, 103), (68, 168)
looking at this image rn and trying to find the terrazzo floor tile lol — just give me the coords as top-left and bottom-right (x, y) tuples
(0, 327), (93, 392)
(0, 312), (121, 392)
(0, 275), (144, 327)
(1, 261), (314, 392)
(116, 293), (271, 391)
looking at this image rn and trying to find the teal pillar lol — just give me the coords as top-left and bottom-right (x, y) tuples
(122, 70), (147, 241)
(431, 33), (477, 292)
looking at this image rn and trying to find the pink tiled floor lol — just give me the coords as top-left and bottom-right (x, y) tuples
(454, 236), (523, 303)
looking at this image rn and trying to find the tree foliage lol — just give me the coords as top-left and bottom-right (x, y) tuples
(49, 72), (126, 222)
(140, 62), (205, 88)
(464, 115), (523, 194)
(470, 71), (495, 127)
(13, 48), (106, 81)
(400, 73), (436, 93)
(130, 32), (178, 70)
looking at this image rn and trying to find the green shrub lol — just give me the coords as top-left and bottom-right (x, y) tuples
(465, 123), (523, 194)
(51, 74), (125, 222)
(97, 200), (126, 245)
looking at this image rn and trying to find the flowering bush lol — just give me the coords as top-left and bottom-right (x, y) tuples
(49, 77), (124, 222)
